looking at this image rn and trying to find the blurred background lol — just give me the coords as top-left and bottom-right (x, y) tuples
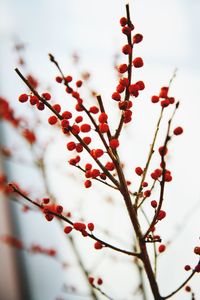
(0, 0), (200, 299)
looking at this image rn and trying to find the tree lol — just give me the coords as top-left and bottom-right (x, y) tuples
(0, 1), (199, 299)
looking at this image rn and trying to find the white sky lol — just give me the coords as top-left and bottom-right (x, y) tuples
(0, 1), (200, 300)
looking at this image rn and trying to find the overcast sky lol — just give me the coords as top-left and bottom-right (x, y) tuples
(0, 1), (200, 300)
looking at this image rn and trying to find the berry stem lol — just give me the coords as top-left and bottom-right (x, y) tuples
(15, 68), (62, 120)
(49, 53), (66, 83)
(135, 108), (164, 207)
(75, 165), (119, 191)
(114, 3), (133, 140)
(9, 184), (140, 257)
(48, 55), (115, 161)
(35, 153), (99, 300)
(15, 68), (120, 188)
(96, 94), (112, 140)
(110, 153), (162, 299)
(137, 179), (156, 209)
(143, 104), (179, 239)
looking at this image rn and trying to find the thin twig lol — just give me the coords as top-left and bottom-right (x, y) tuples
(15, 68), (120, 188)
(49, 54), (116, 162)
(9, 184), (140, 258)
(135, 109), (164, 207)
(114, 3), (133, 139)
(163, 271), (196, 299)
(75, 165), (119, 191)
(143, 103), (179, 239)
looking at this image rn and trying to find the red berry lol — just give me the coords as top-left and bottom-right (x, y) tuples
(89, 106), (99, 114)
(19, 93), (28, 103)
(184, 265), (191, 271)
(85, 170), (91, 178)
(122, 44), (132, 55)
(94, 241), (103, 250)
(158, 146), (168, 156)
(56, 205), (63, 214)
(83, 136), (91, 145)
(97, 278), (103, 285)
(118, 64), (128, 74)
(120, 17), (127, 26)
(159, 87), (168, 98)
(132, 57), (144, 68)
(73, 222), (86, 231)
(151, 95), (159, 103)
(151, 200), (157, 208)
(84, 180), (92, 188)
(173, 126), (183, 135)
(151, 169), (162, 180)
(72, 126), (81, 136)
(66, 86), (73, 94)
(76, 80), (82, 87)
(100, 173), (106, 180)
(90, 149), (104, 158)
(72, 91), (80, 99)
(164, 173), (172, 182)
(135, 167), (143, 176)
(85, 163), (92, 170)
(119, 77), (129, 87)
(124, 110), (132, 119)
(75, 116), (83, 123)
(144, 190), (151, 197)
(151, 173), (158, 180)
(194, 264), (200, 272)
(88, 223), (94, 231)
(158, 244), (166, 253)
(98, 112), (108, 123)
(185, 286), (191, 292)
(37, 102), (45, 110)
(55, 76), (62, 83)
(169, 97), (175, 104)
(157, 210), (166, 220)
(161, 99), (170, 108)
(30, 95), (39, 105)
(109, 139), (119, 149)
(142, 182), (148, 187)
(52, 104), (61, 113)
(65, 75), (72, 83)
(194, 246), (200, 255)
(80, 124), (91, 133)
(129, 84), (139, 97)
(91, 169), (100, 178)
(118, 100), (132, 110)
(122, 26), (131, 36)
(62, 111), (72, 119)
(45, 214), (54, 221)
(76, 143), (83, 153)
(133, 33), (143, 44)
(81, 230), (88, 237)
(99, 123), (109, 133)
(105, 162), (115, 171)
(43, 198), (50, 204)
(64, 226), (73, 234)
(67, 141), (76, 151)
(88, 276), (94, 285)
(75, 103), (84, 112)
(42, 92), (51, 100)
(61, 119), (69, 129)
(136, 81), (145, 90)
(96, 149), (104, 158)
(116, 84), (125, 94)
(112, 92), (121, 101)
(48, 116), (57, 125)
